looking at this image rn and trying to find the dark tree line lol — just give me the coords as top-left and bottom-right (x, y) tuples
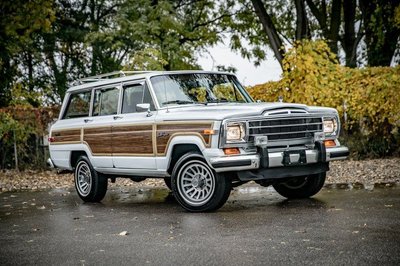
(1, 0), (399, 107)
(232, 0), (399, 68)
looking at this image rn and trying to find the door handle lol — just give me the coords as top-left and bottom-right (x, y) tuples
(113, 116), (123, 120)
(84, 119), (93, 123)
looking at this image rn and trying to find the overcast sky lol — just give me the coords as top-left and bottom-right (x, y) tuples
(197, 42), (282, 86)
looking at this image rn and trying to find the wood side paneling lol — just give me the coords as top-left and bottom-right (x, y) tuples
(112, 125), (153, 154)
(52, 129), (81, 143)
(156, 123), (213, 154)
(83, 127), (112, 154)
(52, 122), (213, 157)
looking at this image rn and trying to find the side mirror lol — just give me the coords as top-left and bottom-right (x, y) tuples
(136, 103), (150, 112)
(136, 103), (152, 117)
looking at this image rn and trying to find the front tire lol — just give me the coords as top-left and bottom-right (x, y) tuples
(171, 152), (231, 212)
(272, 172), (326, 199)
(74, 156), (108, 202)
(163, 177), (172, 190)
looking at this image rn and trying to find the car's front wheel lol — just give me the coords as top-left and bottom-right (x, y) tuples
(74, 156), (108, 202)
(272, 172), (326, 199)
(171, 152), (231, 212)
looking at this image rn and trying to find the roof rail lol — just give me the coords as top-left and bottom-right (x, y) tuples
(74, 70), (154, 85)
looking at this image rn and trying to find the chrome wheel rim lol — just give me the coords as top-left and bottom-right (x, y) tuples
(177, 160), (215, 206)
(75, 161), (92, 197)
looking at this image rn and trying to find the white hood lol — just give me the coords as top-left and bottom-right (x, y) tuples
(156, 102), (337, 121)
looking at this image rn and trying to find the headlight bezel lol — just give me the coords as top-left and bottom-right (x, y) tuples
(226, 122), (247, 143)
(221, 121), (248, 147)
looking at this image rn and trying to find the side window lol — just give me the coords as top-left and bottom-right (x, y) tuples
(63, 91), (91, 119)
(122, 83), (155, 114)
(92, 87), (119, 116)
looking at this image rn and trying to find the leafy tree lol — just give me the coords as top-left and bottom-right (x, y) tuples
(227, 0), (400, 69)
(41, 0), (129, 102)
(0, 0), (54, 107)
(360, 0), (400, 66)
(119, 0), (235, 70)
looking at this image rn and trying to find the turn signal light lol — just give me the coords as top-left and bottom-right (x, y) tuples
(48, 137), (55, 143)
(203, 129), (215, 135)
(223, 148), (240, 155)
(324, 140), (336, 147)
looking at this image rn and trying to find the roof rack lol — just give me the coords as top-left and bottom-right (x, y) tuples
(73, 70), (154, 85)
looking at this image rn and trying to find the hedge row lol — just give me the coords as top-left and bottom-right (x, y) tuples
(248, 40), (400, 158)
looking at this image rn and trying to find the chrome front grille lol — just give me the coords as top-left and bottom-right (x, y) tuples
(248, 116), (323, 142)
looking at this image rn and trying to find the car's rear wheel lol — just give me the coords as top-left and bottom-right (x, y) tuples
(272, 172), (326, 199)
(74, 156), (108, 202)
(171, 152), (231, 212)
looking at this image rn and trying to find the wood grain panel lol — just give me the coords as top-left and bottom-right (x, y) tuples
(156, 123), (213, 154)
(52, 129), (81, 143)
(83, 127), (112, 155)
(112, 125), (153, 154)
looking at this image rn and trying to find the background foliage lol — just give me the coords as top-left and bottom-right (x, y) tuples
(1, 0), (399, 168)
(248, 40), (400, 158)
(0, 106), (59, 169)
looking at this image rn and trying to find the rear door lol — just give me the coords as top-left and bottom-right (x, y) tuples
(112, 80), (156, 169)
(82, 84), (120, 168)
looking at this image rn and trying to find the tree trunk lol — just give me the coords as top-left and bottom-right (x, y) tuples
(250, 0), (285, 68)
(306, 0), (341, 55)
(295, 0), (309, 40)
(342, 0), (357, 67)
(13, 130), (18, 171)
(327, 0), (341, 54)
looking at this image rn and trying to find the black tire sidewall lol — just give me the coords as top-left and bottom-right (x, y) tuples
(273, 172), (326, 199)
(163, 177), (172, 190)
(74, 156), (107, 202)
(171, 152), (231, 212)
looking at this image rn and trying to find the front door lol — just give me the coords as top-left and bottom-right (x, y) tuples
(112, 80), (156, 169)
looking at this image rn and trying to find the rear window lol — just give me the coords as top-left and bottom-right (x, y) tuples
(92, 87), (119, 116)
(63, 91), (91, 119)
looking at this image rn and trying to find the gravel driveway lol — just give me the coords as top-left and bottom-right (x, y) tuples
(0, 158), (399, 192)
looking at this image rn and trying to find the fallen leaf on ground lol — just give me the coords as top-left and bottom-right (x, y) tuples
(119, 231), (128, 236)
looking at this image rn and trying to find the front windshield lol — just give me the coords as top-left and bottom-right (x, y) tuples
(150, 73), (252, 107)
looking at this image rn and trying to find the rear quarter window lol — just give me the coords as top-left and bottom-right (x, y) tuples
(63, 91), (91, 119)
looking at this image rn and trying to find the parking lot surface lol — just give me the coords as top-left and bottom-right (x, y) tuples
(1, 185), (399, 265)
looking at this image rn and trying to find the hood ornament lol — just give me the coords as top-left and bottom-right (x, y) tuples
(278, 96), (284, 103)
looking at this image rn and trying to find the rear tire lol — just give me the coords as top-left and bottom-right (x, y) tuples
(74, 156), (108, 202)
(272, 172), (326, 199)
(171, 152), (231, 212)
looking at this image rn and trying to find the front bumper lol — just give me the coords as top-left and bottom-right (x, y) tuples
(209, 145), (349, 180)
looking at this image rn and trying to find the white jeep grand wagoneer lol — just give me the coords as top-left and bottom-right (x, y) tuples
(48, 70), (349, 212)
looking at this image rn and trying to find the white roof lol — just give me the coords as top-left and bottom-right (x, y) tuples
(67, 70), (233, 93)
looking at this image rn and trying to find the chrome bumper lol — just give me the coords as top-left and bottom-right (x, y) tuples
(210, 146), (349, 173)
(47, 158), (55, 169)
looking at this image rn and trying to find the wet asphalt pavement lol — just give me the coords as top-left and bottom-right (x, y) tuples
(1, 185), (399, 266)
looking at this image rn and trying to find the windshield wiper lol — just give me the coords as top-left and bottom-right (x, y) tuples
(162, 100), (194, 105)
(203, 99), (229, 105)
